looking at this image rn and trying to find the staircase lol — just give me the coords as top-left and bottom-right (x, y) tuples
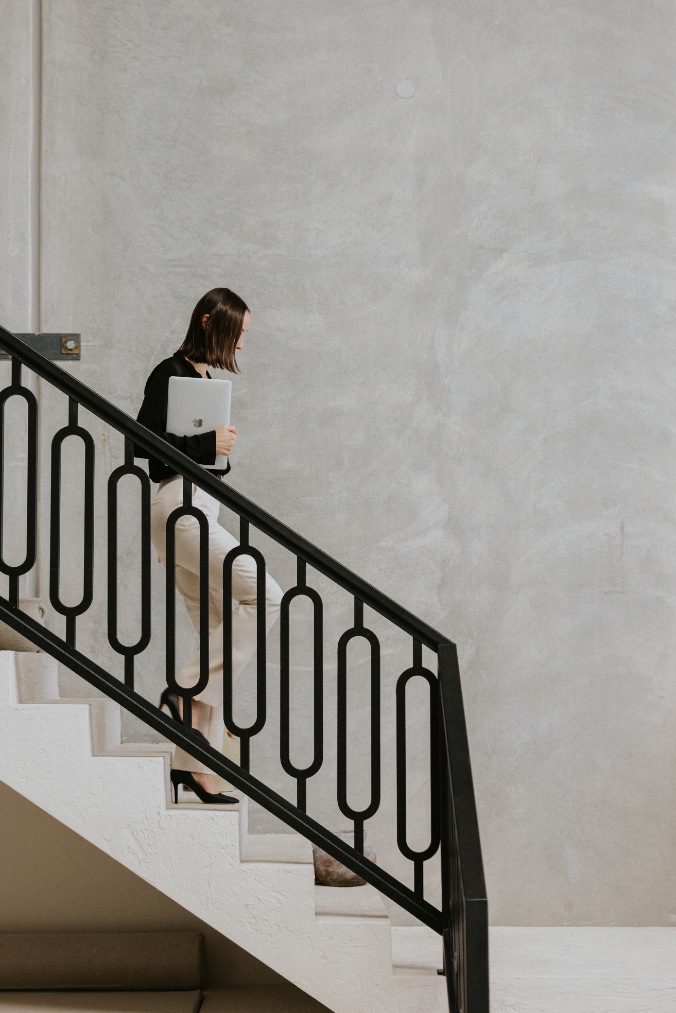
(0, 652), (446, 1011)
(0, 325), (489, 1012)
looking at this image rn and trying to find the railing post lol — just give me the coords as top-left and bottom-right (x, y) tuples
(438, 643), (489, 1013)
(107, 437), (152, 689)
(49, 396), (95, 648)
(0, 358), (38, 607)
(396, 640), (440, 900)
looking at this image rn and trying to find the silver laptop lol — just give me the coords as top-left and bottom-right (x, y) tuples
(166, 376), (232, 470)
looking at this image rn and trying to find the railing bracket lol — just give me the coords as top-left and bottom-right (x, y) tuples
(1, 333), (81, 360)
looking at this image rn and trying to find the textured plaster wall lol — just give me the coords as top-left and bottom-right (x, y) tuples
(0, 1), (38, 332)
(0, 2), (39, 596)
(0, 0), (674, 926)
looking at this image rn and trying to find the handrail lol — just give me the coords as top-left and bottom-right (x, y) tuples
(0, 324), (449, 652)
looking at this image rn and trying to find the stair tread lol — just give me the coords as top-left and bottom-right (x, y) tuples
(105, 744), (171, 756)
(168, 800), (241, 811)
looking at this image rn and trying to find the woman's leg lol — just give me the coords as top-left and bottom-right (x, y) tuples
(168, 563), (220, 736)
(164, 565), (241, 790)
(152, 480), (282, 785)
(170, 517), (282, 779)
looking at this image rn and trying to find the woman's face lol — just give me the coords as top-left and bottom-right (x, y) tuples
(236, 310), (251, 351)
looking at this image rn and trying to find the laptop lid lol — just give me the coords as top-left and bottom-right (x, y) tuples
(166, 376), (232, 470)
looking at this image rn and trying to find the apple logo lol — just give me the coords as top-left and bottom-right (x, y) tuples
(192, 418), (203, 428)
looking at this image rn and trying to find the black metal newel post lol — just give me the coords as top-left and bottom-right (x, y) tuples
(438, 643), (489, 1013)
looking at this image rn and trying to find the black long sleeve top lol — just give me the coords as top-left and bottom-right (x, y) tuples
(135, 351), (232, 483)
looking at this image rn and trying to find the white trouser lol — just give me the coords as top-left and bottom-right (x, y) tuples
(150, 475), (282, 776)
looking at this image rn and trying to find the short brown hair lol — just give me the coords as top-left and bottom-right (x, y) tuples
(178, 288), (249, 373)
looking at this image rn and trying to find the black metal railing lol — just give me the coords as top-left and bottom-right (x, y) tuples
(0, 324), (489, 1012)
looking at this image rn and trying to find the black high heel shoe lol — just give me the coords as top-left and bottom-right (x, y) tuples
(170, 769), (238, 805)
(159, 688), (182, 722)
(160, 691), (212, 795)
(159, 691), (209, 744)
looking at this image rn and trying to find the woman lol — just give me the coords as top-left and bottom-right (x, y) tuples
(137, 287), (283, 803)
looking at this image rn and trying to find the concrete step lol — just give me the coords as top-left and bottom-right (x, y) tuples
(315, 884), (388, 920)
(238, 798), (313, 865)
(0, 992), (202, 1012)
(201, 986), (329, 1012)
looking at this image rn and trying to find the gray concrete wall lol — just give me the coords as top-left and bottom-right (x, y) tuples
(1, 0), (674, 926)
(0, 1), (40, 597)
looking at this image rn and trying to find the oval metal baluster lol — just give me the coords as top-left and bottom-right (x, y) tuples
(49, 397), (95, 647)
(107, 437), (152, 688)
(0, 359), (38, 606)
(280, 557), (324, 811)
(164, 478), (210, 731)
(222, 515), (267, 772)
(396, 639), (441, 898)
(337, 597), (381, 854)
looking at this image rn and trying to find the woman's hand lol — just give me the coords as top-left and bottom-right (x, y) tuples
(215, 425), (237, 457)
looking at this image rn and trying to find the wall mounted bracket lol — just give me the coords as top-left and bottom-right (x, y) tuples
(0, 334), (81, 361)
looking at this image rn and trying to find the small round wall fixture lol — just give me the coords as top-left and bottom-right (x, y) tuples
(396, 79), (416, 99)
